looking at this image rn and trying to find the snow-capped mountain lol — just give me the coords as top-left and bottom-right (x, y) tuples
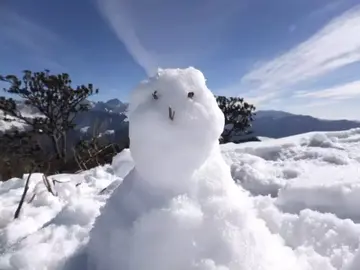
(0, 98), (128, 133)
(90, 98), (128, 114)
(0, 98), (130, 157)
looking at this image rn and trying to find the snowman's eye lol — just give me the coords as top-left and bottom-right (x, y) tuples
(152, 90), (159, 100)
(187, 92), (194, 99)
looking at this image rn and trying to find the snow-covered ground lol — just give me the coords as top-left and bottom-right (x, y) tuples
(1, 68), (360, 270)
(1, 129), (360, 270)
(222, 129), (360, 269)
(0, 149), (134, 270)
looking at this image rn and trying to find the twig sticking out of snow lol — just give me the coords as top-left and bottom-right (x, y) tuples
(27, 174), (58, 204)
(98, 187), (108, 195)
(28, 193), (36, 204)
(98, 180), (122, 195)
(42, 174), (58, 197)
(52, 178), (72, 184)
(27, 174), (82, 204)
(168, 106), (175, 121)
(14, 167), (35, 219)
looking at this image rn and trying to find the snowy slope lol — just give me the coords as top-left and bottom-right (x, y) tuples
(0, 100), (46, 134)
(0, 129), (360, 269)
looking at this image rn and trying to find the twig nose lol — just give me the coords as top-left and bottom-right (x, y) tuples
(168, 106), (175, 121)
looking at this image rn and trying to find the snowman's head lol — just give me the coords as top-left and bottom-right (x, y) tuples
(128, 68), (224, 190)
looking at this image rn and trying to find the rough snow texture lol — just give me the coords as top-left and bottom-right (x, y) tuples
(1, 129), (360, 270)
(86, 68), (306, 270)
(221, 128), (360, 269)
(0, 150), (133, 270)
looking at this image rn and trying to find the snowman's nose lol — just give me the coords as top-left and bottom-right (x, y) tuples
(168, 106), (175, 121)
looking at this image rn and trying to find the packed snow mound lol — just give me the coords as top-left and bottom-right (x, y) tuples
(128, 67), (224, 192)
(85, 68), (307, 270)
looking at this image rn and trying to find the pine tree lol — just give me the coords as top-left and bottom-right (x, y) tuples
(0, 70), (98, 166)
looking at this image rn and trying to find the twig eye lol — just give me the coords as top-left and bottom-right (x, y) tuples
(152, 90), (159, 100)
(187, 92), (194, 99)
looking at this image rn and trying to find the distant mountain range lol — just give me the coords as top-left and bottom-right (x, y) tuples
(0, 98), (130, 155)
(252, 110), (360, 138)
(1, 99), (360, 142)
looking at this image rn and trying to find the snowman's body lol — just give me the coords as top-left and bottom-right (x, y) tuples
(86, 68), (308, 270)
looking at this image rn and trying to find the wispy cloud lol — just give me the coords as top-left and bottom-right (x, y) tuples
(294, 80), (360, 100)
(283, 96), (359, 120)
(238, 5), (360, 104)
(96, 0), (244, 76)
(299, 99), (340, 108)
(96, 0), (158, 76)
(0, 8), (64, 70)
(245, 92), (279, 107)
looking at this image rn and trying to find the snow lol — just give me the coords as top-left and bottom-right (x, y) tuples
(258, 136), (274, 141)
(0, 108), (45, 134)
(0, 68), (359, 270)
(80, 126), (90, 134)
(0, 150), (132, 270)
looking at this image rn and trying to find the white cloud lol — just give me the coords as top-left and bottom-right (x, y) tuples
(96, 0), (243, 76)
(239, 5), (360, 100)
(294, 80), (360, 100)
(299, 99), (339, 108)
(96, 0), (158, 76)
(284, 99), (359, 120)
(245, 92), (279, 107)
(276, 81), (360, 120)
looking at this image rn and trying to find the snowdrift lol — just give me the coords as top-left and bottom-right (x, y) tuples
(1, 129), (360, 270)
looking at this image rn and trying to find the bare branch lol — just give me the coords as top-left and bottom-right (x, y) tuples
(42, 174), (57, 196)
(14, 166), (35, 219)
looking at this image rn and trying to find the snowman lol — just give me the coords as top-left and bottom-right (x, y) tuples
(85, 68), (309, 270)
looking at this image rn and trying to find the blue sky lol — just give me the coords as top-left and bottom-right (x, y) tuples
(1, 0), (360, 120)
